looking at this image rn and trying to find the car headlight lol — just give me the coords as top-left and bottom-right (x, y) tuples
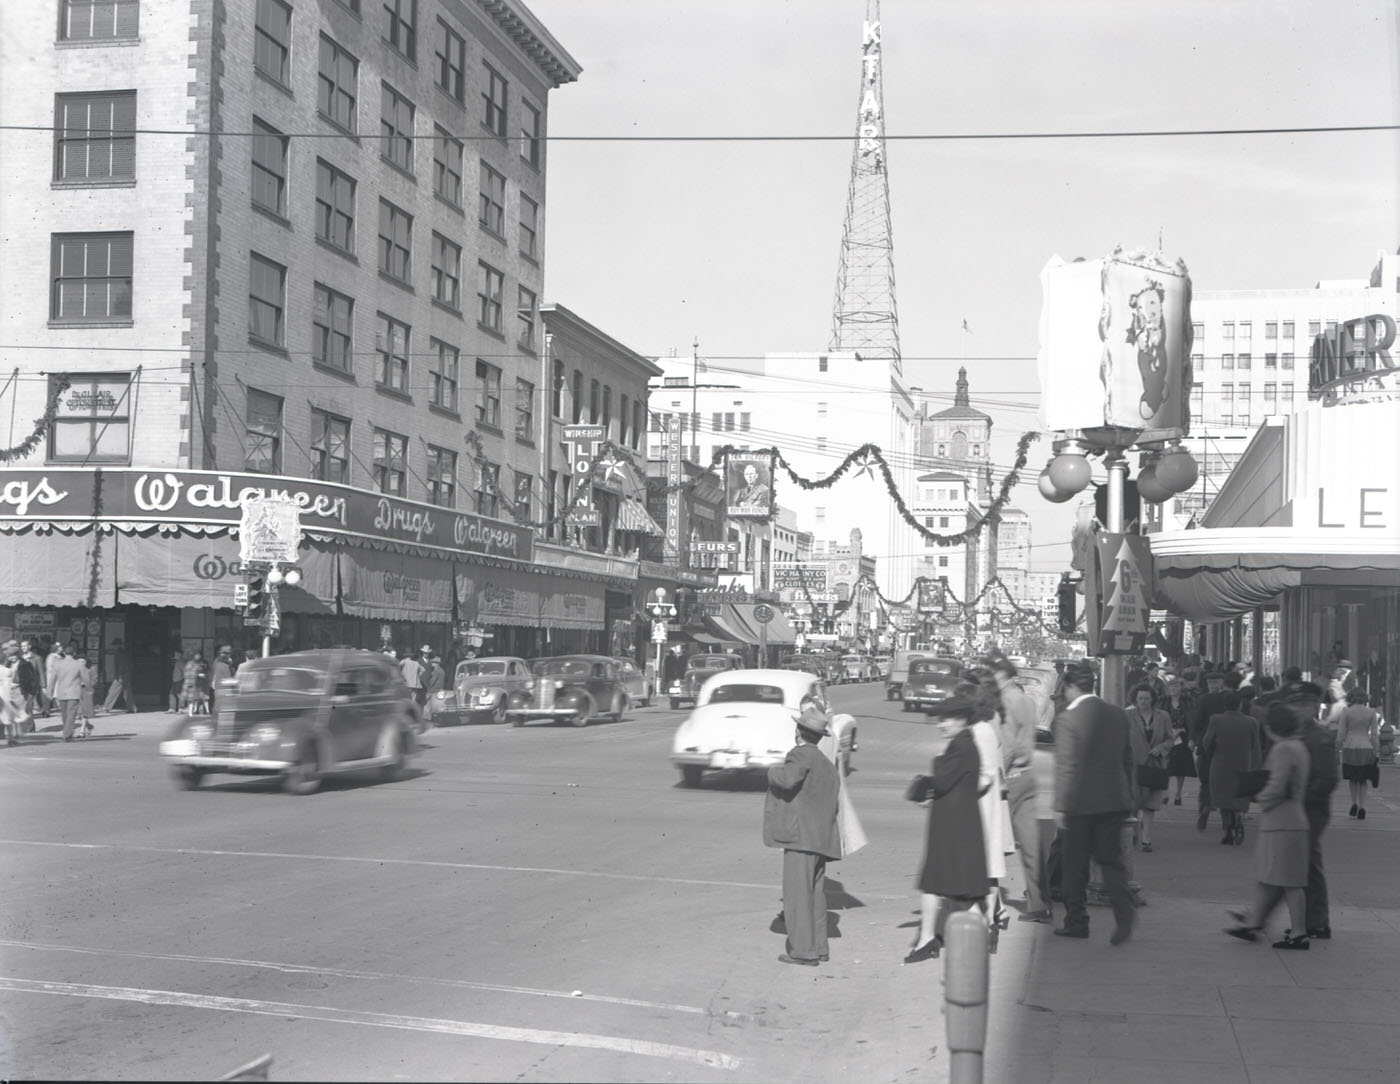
(473, 687), (501, 702)
(251, 723), (281, 744)
(187, 722), (213, 741)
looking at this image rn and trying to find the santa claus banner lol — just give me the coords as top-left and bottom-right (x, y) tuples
(1038, 247), (1194, 442)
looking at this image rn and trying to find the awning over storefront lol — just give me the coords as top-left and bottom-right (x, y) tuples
(540, 579), (605, 630)
(0, 529), (116, 607)
(616, 496), (664, 535)
(113, 532), (337, 613)
(702, 604), (797, 646)
(1152, 528), (1400, 622)
(339, 547), (452, 622)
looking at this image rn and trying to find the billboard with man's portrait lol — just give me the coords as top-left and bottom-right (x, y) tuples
(725, 451), (775, 519)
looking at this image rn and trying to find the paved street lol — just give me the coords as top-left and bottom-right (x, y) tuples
(3, 688), (1397, 1082)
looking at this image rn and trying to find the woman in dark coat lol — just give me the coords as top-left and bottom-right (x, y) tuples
(905, 686), (988, 964)
(1203, 690), (1263, 846)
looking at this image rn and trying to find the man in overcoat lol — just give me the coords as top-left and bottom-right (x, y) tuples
(763, 703), (841, 966)
(1283, 681), (1338, 938)
(1053, 661), (1136, 945)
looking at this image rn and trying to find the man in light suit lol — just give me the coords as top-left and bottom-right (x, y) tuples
(1053, 661), (1136, 945)
(764, 703), (841, 965)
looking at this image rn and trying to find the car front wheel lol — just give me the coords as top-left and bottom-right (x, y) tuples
(669, 698), (681, 711)
(491, 698), (507, 725)
(680, 764), (703, 787)
(283, 743), (321, 795)
(611, 694), (626, 722)
(571, 696), (594, 727)
(172, 766), (204, 791)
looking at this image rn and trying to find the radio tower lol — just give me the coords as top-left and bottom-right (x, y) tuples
(829, 0), (902, 376)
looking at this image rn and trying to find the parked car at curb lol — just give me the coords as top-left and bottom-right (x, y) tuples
(671, 668), (858, 787)
(780, 653), (832, 683)
(613, 657), (652, 707)
(157, 650), (421, 795)
(668, 652), (744, 710)
(426, 656), (531, 725)
(902, 656), (963, 713)
(507, 655), (630, 727)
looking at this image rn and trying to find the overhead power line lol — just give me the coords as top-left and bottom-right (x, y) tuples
(3, 122), (1395, 141)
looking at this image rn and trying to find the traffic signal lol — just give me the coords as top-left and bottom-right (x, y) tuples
(245, 574), (266, 621)
(1057, 574), (1077, 634)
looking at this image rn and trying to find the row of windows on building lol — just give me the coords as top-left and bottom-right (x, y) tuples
(1191, 320), (1343, 343)
(261, 0), (544, 164)
(46, 370), (537, 515)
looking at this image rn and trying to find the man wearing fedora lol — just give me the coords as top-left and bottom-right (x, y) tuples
(763, 700), (841, 966)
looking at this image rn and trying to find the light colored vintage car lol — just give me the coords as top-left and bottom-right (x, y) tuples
(158, 650), (421, 795)
(426, 656), (531, 725)
(837, 653), (876, 684)
(670, 668), (858, 788)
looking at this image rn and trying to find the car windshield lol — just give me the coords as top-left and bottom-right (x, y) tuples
(708, 683), (789, 706)
(458, 661), (507, 677)
(236, 666), (325, 694)
(911, 660), (958, 676)
(690, 656), (732, 671)
(532, 658), (591, 677)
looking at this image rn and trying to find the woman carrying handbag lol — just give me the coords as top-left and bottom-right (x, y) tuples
(1127, 684), (1174, 851)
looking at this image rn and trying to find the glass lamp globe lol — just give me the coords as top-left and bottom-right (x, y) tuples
(283, 568), (302, 587)
(266, 567), (284, 585)
(1135, 463), (1174, 504)
(1046, 453), (1092, 497)
(1155, 448), (1200, 494)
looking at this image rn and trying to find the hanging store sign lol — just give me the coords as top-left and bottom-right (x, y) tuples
(0, 468), (533, 564)
(562, 424), (604, 526)
(771, 563), (828, 590)
(663, 414), (684, 560)
(1095, 532), (1152, 655)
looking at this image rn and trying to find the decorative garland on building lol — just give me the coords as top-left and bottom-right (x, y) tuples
(0, 376), (71, 464)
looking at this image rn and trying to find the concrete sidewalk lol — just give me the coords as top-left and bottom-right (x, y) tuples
(993, 771), (1400, 1084)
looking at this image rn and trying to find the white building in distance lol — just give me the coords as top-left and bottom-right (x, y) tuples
(650, 351), (920, 600)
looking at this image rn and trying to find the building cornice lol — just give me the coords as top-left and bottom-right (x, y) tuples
(474, 0), (582, 88)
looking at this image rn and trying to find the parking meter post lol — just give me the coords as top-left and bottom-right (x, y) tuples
(945, 909), (989, 1084)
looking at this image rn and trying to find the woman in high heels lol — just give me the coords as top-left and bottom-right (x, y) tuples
(905, 687), (988, 964)
(1224, 705), (1311, 950)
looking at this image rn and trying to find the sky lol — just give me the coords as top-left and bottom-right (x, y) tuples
(527, 0), (1399, 571)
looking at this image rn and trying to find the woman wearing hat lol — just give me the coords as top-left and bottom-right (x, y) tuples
(905, 684), (988, 964)
(1335, 687), (1381, 820)
(1225, 704), (1311, 950)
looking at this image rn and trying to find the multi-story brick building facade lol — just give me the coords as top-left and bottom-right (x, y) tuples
(0, 2), (671, 704)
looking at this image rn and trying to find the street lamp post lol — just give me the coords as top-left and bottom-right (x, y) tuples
(647, 588), (677, 697)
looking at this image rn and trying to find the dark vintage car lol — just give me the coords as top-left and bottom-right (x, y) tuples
(780, 654), (831, 683)
(902, 656), (964, 713)
(426, 656), (532, 725)
(667, 652), (744, 711)
(157, 650), (422, 794)
(507, 655), (631, 727)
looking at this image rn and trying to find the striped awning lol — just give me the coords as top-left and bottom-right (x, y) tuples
(616, 496), (664, 535)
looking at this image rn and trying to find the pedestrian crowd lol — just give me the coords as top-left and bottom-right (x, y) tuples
(758, 645), (1388, 968)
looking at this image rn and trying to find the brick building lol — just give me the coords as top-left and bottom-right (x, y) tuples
(0, 1), (678, 705)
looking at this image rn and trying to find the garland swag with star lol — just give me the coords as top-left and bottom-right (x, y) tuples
(483, 430), (1040, 551)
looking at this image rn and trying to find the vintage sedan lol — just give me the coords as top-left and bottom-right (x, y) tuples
(671, 669), (858, 787)
(426, 656), (531, 725)
(902, 656), (964, 713)
(837, 654), (877, 684)
(667, 652), (744, 710)
(613, 657), (653, 707)
(158, 650), (421, 795)
(780, 654), (831, 683)
(507, 655), (630, 727)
